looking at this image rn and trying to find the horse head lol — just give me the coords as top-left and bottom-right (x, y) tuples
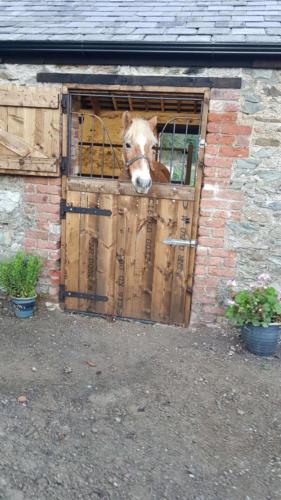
(122, 111), (158, 194)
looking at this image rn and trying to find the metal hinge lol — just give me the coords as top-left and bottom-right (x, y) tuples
(60, 156), (68, 175)
(61, 94), (69, 114)
(60, 199), (112, 219)
(59, 285), (108, 302)
(163, 239), (198, 247)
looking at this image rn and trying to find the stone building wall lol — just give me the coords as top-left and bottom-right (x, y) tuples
(0, 63), (280, 321)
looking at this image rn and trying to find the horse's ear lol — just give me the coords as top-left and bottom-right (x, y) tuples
(122, 111), (132, 129)
(149, 115), (157, 131)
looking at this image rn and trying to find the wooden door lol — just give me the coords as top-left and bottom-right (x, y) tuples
(0, 85), (62, 176)
(60, 87), (208, 326)
(62, 179), (198, 326)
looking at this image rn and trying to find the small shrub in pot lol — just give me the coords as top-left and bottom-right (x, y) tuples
(0, 251), (43, 318)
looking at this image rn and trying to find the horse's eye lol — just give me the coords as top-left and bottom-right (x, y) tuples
(125, 143), (131, 148)
(152, 144), (157, 150)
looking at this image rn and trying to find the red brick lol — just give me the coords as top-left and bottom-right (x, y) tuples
(219, 146), (249, 158)
(37, 240), (60, 250)
(210, 248), (235, 258)
(205, 144), (219, 155)
(200, 199), (242, 210)
(196, 246), (208, 256)
(24, 238), (37, 250)
(36, 184), (61, 195)
(48, 234), (61, 243)
(203, 167), (217, 178)
(207, 133), (234, 145)
(24, 184), (35, 193)
(49, 269), (60, 278)
(48, 194), (61, 204)
(194, 276), (220, 286)
(208, 112), (237, 123)
(209, 101), (240, 113)
(194, 265), (206, 276)
(36, 212), (60, 222)
(25, 177), (49, 185)
(221, 124), (252, 136)
(206, 177), (231, 186)
(204, 155), (233, 168)
(199, 217), (226, 228)
(48, 250), (61, 261)
(207, 122), (221, 133)
(24, 194), (48, 204)
(40, 204), (60, 214)
(26, 230), (48, 240)
(214, 190), (243, 201)
(48, 177), (62, 186)
(203, 305), (225, 315)
(198, 237), (224, 248)
(198, 227), (210, 237)
(206, 256), (224, 266)
(224, 257), (236, 268)
(208, 267), (235, 277)
(193, 294), (216, 305)
(37, 222), (49, 231)
(210, 89), (240, 101)
(205, 287), (218, 297)
(210, 228), (225, 238)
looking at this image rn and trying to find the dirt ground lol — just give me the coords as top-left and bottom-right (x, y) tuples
(0, 300), (281, 500)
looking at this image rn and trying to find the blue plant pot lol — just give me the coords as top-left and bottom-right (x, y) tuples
(242, 324), (280, 357)
(11, 296), (36, 319)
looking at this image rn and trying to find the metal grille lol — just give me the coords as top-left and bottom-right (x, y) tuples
(68, 92), (203, 186)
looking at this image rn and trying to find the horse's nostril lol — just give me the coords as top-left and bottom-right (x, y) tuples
(136, 177), (151, 189)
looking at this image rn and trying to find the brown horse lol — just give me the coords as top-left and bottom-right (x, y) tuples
(120, 111), (170, 194)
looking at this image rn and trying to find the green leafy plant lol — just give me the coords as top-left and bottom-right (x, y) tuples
(0, 251), (43, 298)
(225, 274), (281, 327)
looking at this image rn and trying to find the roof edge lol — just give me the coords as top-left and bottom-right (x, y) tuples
(0, 40), (281, 54)
(1, 41), (281, 67)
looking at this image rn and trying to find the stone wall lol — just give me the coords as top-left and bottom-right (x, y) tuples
(0, 175), (61, 298)
(0, 63), (280, 321)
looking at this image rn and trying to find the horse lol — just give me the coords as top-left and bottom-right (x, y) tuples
(120, 111), (170, 194)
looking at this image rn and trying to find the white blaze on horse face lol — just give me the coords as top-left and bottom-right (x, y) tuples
(125, 119), (155, 193)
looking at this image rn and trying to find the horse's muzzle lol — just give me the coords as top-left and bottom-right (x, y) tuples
(135, 176), (152, 193)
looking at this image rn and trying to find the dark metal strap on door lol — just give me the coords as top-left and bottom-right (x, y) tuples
(60, 199), (112, 219)
(59, 285), (108, 302)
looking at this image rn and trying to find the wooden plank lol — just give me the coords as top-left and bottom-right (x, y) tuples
(64, 190), (81, 311)
(0, 167), (59, 177)
(169, 200), (194, 325)
(151, 198), (177, 323)
(77, 192), (91, 312)
(67, 178), (195, 201)
(0, 106), (7, 131)
(0, 157), (58, 172)
(37, 73), (242, 89)
(135, 197), (157, 320)
(93, 193), (117, 316)
(121, 196), (139, 318)
(59, 84), (208, 95)
(114, 195), (128, 317)
(0, 85), (60, 108)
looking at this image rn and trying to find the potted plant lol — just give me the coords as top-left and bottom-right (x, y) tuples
(0, 251), (43, 318)
(225, 274), (281, 356)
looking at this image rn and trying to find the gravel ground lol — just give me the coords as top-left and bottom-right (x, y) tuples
(0, 300), (281, 500)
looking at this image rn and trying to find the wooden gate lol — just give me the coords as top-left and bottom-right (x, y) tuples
(61, 86), (209, 326)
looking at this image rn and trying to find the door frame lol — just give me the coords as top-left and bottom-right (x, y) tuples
(60, 84), (210, 325)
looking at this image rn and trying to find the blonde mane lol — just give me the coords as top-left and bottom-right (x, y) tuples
(123, 118), (156, 143)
